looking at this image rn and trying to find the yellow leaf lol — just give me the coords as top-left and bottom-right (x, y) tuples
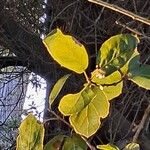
(43, 28), (89, 74)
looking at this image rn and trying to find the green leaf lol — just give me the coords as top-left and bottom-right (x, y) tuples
(128, 64), (150, 90)
(44, 135), (66, 150)
(91, 71), (123, 101)
(121, 51), (140, 74)
(123, 143), (140, 150)
(63, 134), (87, 150)
(43, 28), (89, 74)
(49, 74), (71, 106)
(44, 134), (87, 150)
(16, 114), (44, 150)
(59, 86), (109, 137)
(97, 144), (119, 150)
(97, 34), (139, 76)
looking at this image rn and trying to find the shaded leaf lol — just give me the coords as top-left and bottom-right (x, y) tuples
(59, 86), (109, 137)
(63, 134), (87, 150)
(49, 74), (71, 106)
(121, 51), (140, 74)
(44, 134), (87, 150)
(44, 135), (66, 150)
(123, 143), (140, 150)
(128, 63), (150, 90)
(97, 144), (119, 150)
(43, 28), (89, 74)
(16, 114), (44, 150)
(97, 34), (139, 76)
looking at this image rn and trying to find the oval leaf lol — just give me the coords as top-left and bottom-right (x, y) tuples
(43, 28), (89, 74)
(97, 34), (139, 76)
(62, 86), (110, 137)
(49, 74), (71, 106)
(16, 114), (44, 150)
(97, 144), (119, 150)
(123, 143), (140, 150)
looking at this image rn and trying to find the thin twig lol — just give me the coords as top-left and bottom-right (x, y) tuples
(132, 103), (150, 143)
(88, 0), (150, 26)
(81, 136), (97, 150)
(115, 21), (150, 40)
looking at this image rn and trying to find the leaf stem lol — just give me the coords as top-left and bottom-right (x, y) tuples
(83, 71), (91, 84)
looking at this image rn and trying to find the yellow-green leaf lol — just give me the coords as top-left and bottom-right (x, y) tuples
(91, 70), (122, 85)
(49, 74), (71, 106)
(16, 114), (44, 150)
(60, 86), (110, 137)
(123, 143), (140, 150)
(43, 28), (89, 74)
(97, 144), (119, 150)
(102, 82), (123, 100)
(97, 34), (139, 76)
(91, 71), (123, 101)
(58, 86), (94, 116)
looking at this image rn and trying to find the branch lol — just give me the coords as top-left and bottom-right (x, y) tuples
(132, 103), (150, 143)
(88, 0), (150, 26)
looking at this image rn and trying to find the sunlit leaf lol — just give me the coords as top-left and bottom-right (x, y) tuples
(16, 114), (44, 150)
(123, 143), (140, 150)
(49, 74), (71, 106)
(43, 28), (89, 74)
(102, 82), (123, 100)
(59, 85), (109, 137)
(97, 34), (139, 76)
(97, 144), (119, 150)
(58, 86), (93, 116)
(91, 70), (122, 85)
(91, 71), (123, 101)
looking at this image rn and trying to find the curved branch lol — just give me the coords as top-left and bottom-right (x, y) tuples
(88, 0), (150, 26)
